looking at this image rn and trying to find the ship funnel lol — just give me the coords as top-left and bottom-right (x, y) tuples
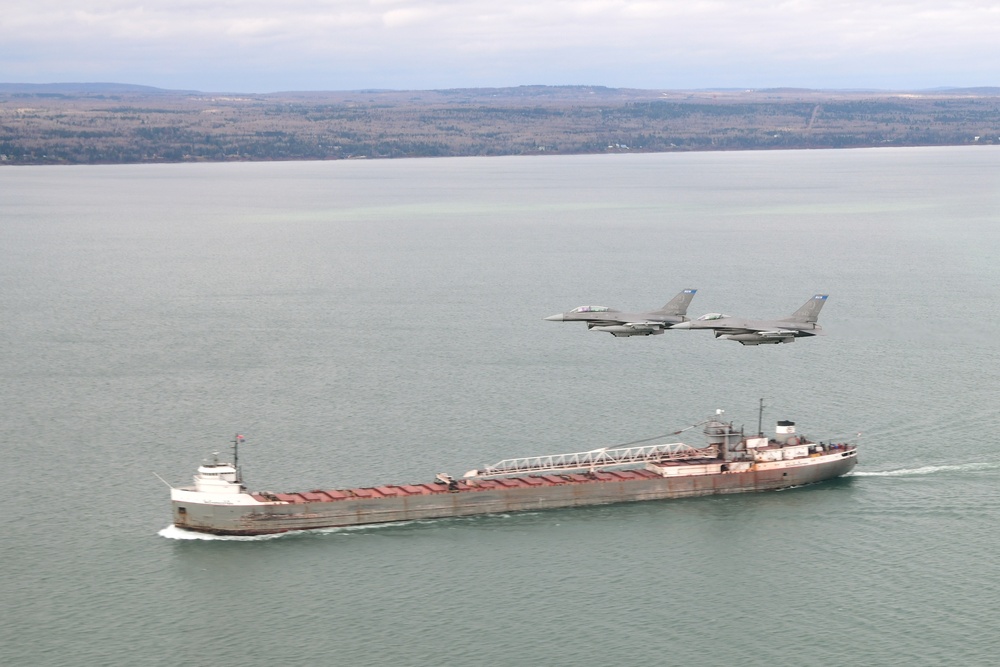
(775, 420), (796, 444)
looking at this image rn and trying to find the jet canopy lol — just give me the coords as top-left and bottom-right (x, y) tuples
(697, 313), (730, 321)
(569, 306), (618, 313)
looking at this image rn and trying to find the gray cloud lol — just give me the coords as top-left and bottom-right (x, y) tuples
(2, 0), (997, 90)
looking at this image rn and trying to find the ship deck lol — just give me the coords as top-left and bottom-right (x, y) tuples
(250, 461), (727, 505)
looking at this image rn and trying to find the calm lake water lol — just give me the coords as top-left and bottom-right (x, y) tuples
(3, 147), (1000, 666)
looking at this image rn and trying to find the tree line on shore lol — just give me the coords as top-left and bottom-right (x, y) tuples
(2, 85), (998, 165)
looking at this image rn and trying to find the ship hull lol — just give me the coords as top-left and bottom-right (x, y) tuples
(172, 450), (857, 536)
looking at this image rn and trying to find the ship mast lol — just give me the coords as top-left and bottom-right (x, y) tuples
(232, 433), (244, 483)
(757, 398), (765, 437)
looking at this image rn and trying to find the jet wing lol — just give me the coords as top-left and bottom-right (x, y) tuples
(751, 327), (825, 337)
(588, 321), (670, 337)
(718, 327), (823, 337)
(715, 327), (825, 344)
(753, 329), (798, 338)
(626, 321), (670, 330)
(715, 328), (798, 344)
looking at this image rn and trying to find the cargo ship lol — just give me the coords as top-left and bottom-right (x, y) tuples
(169, 409), (858, 536)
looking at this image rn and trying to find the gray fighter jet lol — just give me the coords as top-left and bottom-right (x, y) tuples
(544, 289), (697, 337)
(671, 294), (828, 345)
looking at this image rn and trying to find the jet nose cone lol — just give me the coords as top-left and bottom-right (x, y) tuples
(671, 321), (692, 329)
(544, 313), (565, 321)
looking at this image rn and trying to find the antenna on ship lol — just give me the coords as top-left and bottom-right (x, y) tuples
(232, 433), (244, 483)
(757, 398), (765, 437)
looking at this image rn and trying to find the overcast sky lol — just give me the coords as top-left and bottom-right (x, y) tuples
(2, 1), (997, 92)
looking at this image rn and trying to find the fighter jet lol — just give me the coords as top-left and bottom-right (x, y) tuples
(671, 294), (828, 345)
(544, 289), (697, 337)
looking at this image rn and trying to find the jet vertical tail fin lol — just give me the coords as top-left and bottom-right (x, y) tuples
(782, 294), (828, 323)
(657, 289), (697, 317)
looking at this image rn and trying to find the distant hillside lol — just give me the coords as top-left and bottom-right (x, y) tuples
(4, 82), (998, 98)
(2, 84), (998, 164)
(0, 82), (190, 95)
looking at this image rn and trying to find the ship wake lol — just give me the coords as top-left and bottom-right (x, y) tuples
(158, 523), (415, 541)
(159, 525), (290, 541)
(157, 515), (512, 541)
(850, 461), (1000, 477)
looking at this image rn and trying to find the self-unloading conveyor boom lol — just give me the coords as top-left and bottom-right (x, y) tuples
(463, 441), (717, 479)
